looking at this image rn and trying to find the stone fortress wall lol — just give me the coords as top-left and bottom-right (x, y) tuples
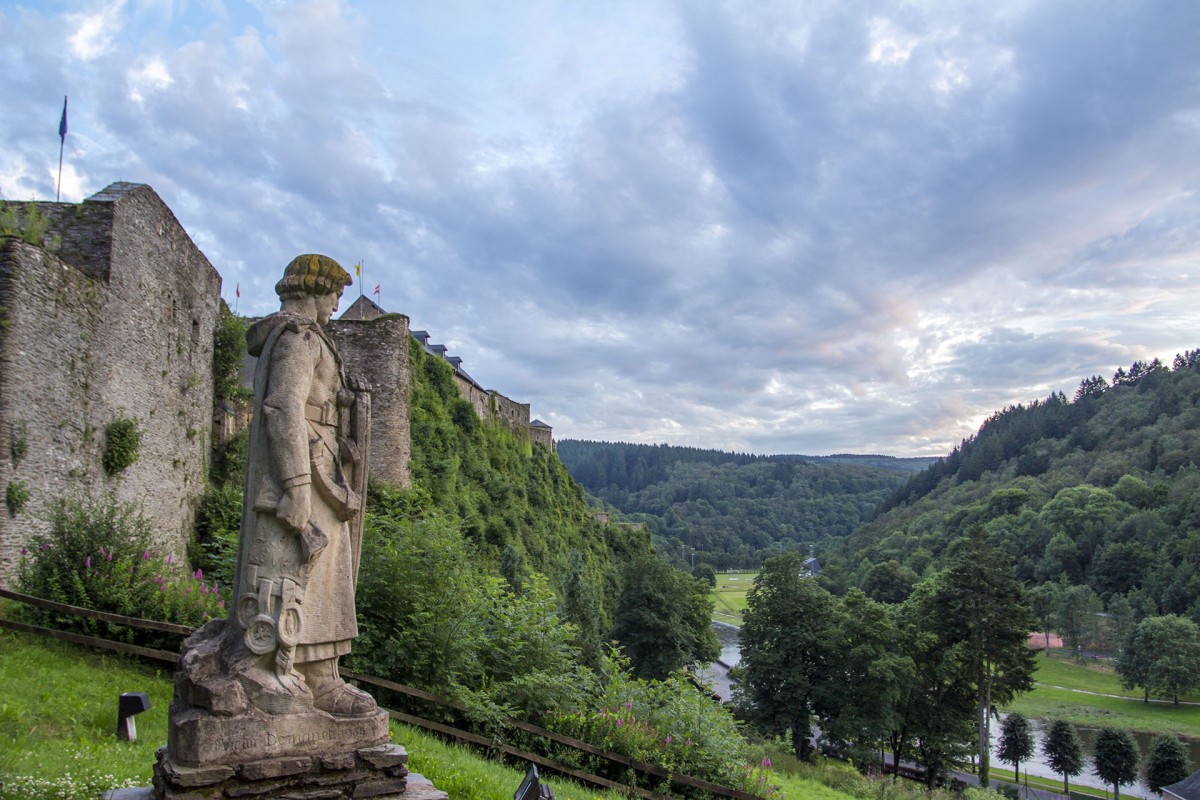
(0, 184), (552, 584)
(0, 184), (222, 580)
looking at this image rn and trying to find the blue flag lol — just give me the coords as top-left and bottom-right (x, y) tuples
(59, 96), (68, 141)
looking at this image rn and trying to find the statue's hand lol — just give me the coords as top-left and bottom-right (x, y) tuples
(276, 484), (311, 532)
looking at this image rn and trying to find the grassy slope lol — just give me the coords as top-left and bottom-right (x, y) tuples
(0, 630), (853, 800)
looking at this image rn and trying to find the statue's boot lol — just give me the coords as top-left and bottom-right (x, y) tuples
(299, 657), (377, 716)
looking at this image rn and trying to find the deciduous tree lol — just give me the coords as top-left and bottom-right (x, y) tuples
(1118, 614), (1200, 703)
(735, 552), (835, 759)
(818, 589), (914, 772)
(611, 554), (719, 679)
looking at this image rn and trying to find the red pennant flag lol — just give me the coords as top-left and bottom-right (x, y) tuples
(373, 284), (380, 296)
(235, 283), (240, 299)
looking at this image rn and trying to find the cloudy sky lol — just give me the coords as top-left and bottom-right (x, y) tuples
(3, 1), (1199, 456)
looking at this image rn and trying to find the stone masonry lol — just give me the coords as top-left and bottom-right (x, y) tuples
(0, 184), (221, 582)
(0, 182), (551, 585)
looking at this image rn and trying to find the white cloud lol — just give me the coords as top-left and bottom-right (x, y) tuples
(67, 0), (128, 60)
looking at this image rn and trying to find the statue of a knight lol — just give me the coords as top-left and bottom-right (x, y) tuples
(230, 253), (375, 717)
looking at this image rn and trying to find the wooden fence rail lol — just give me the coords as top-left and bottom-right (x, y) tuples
(0, 590), (765, 800)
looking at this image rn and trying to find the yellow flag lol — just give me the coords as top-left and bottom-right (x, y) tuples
(354, 261), (361, 277)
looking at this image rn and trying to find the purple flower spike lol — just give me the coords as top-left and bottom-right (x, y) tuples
(84, 556), (91, 569)
(665, 735), (672, 744)
(20, 547), (27, 555)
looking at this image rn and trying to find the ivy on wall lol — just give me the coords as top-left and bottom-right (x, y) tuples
(102, 415), (141, 476)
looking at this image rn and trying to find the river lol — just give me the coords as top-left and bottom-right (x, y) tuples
(710, 622), (1200, 799)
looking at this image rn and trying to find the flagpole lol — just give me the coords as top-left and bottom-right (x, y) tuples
(56, 96), (67, 202)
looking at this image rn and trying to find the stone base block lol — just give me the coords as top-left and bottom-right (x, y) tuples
(168, 706), (389, 766)
(151, 743), (426, 800)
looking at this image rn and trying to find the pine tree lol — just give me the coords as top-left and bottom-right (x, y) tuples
(932, 527), (1036, 787)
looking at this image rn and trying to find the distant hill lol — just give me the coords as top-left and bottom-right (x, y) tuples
(822, 350), (1200, 618)
(556, 440), (931, 569)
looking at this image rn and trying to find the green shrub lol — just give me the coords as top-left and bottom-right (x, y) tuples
(191, 481), (242, 591)
(545, 649), (757, 790)
(102, 416), (141, 476)
(212, 305), (250, 403)
(6, 480), (29, 516)
(15, 495), (225, 646)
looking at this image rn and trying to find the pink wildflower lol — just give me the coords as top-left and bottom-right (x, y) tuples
(616, 719), (623, 727)
(84, 556), (91, 569)
(665, 735), (672, 744)
(686, 738), (692, 746)
(761, 757), (771, 769)
(20, 547), (27, 555)
(143, 550), (150, 560)
(107, 549), (113, 561)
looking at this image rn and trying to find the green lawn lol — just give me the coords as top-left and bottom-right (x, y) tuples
(1005, 653), (1200, 738)
(712, 571), (756, 626)
(0, 629), (858, 800)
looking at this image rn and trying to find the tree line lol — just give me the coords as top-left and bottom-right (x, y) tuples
(1000, 713), (1190, 799)
(823, 350), (1200, 639)
(557, 440), (920, 569)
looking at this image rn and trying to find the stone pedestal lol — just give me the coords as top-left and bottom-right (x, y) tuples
(145, 743), (447, 800)
(168, 706), (390, 765)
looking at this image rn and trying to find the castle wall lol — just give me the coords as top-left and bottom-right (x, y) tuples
(0, 185), (221, 584)
(451, 373), (491, 420)
(530, 424), (554, 452)
(0, 240), (103, 579)
(489, 392), (530, 437)
(328, 314), (412, 488)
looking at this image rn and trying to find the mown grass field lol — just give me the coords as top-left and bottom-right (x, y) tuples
(712, 571), (756, 626)
(1006, 652), (1200, 737)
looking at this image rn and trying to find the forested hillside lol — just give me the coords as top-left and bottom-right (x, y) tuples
(557, 440), (930, 569)
(823, 351), (1200, 624)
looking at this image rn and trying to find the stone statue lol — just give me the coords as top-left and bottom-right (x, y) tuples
(153, 255), (443, 799)
(231, 253), (374, 717)
(163, 255), (390, 774)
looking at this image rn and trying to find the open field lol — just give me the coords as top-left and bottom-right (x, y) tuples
(1007, 653), (1200, 737)
(712, 571), (756, 626)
